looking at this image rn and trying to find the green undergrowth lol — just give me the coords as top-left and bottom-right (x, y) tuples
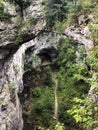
(0, 1), (12, 21)
(22, 37), (97, 130)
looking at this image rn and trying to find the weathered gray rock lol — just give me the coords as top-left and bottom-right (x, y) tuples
(0, 0), (46, 130)
(78, 14), (94, 25)
(3, 1), (16, 16)
(0, 31), (60, 130)
(0, 0), (46, 48)
(78, 15), (85, 25)
(64, 26), (94, 53)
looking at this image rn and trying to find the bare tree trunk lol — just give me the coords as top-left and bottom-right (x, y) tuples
(53, 74), (59, 123)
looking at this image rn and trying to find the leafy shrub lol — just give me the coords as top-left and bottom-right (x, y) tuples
(67, 97), (98, 129)
(0, 1), (12, 21)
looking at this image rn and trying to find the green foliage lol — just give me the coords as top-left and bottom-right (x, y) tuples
(15, 35), (23, 44)
(44, 0), (97, 30)
(89, 20), (98, 42)
(56, 37), (75, 67)
(21, 17), (37, 30)
(27, 37), (91, 129)
(85, 46), (98, 90)
(54, 37), (91, 128)
(54, 20), (65, 33)
(9, 82), (15, 89)
(45, 0), (68, 28)
(19, 0), (98, 128)
(15, 16), (37, 44)
(23, 37), (93, 130)
(32, 87), (54, 129)
(67, 97), (98, 129)
(86, 46), (98, 72)
(38, 123), (64, 130)
(0, 1), (12, 21)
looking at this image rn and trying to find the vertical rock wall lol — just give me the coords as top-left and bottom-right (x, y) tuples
(0, 0), (46, 130)
(0, 32), (59, 130)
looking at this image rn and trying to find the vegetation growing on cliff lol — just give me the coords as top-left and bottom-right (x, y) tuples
(21, 0), (98, 130)
(1, 0), (98, 130)
(22, 37), (98, 130)
(0, 0), (12, 21)
(45, 0), (98, 31)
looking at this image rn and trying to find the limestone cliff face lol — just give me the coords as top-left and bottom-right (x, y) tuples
(0, 1), (46, 130)
(0, 0), (96, 130)
(0, 1), (60, 129)
(0, 34), (59, 130)
(64, 26), (94, 53)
